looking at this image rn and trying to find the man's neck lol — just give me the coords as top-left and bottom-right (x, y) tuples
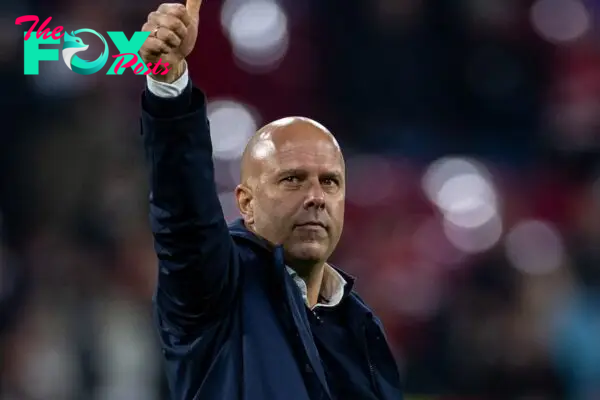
(291, 262), (326, 308)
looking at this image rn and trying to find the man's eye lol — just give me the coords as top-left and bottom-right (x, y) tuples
(322, 178), (338, 186)
(283, 176), (299, 183)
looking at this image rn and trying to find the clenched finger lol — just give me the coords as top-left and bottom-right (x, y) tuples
(155, 26), (182, 49)
(147, 12), (187, 40)
(141, 36), (170, 59)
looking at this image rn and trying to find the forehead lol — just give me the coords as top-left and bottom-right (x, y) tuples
(259, 137), (344, 175)
(279, 137), (340, 162)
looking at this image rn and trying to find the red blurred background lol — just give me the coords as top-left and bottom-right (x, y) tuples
(2, 0), (599, 398)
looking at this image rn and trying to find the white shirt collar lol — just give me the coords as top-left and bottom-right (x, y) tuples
(286, 264), (347, 309)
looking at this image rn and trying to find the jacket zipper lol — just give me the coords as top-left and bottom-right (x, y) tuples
(366, 350), (377, 387)
(363, 324), (381, 397)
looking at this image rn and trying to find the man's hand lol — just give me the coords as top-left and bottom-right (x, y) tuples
(140, 0), (202, 83)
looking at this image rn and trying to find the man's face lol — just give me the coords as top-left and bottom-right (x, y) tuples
(245, 123), (345, 267)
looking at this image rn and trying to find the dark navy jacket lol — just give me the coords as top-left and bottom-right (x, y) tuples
(141, 80), (403, 400)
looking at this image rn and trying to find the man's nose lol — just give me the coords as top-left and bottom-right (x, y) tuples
(303, 181), (325, 210)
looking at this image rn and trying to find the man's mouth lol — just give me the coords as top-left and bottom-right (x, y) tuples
(295, 222), (327, 230)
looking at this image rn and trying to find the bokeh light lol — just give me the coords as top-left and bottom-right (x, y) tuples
(505, 220), (565, 275)
(443, 214), (503, 254)
(422, 156), (501, 251)
(422, 158), (498, 228)
(530, 0), (591, 43)
(207, 99), (259, 161)
(436, 173), (498, 229)
(221, 0), (289, 72)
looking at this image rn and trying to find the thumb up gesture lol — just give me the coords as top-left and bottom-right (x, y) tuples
(139, 0), (203, 83)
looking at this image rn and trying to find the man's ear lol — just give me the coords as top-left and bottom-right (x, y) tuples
(235, 184), (254, 225)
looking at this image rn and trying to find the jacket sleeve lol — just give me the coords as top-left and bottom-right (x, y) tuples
(141, 79), (240, 333)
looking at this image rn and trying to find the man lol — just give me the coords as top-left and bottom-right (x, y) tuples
(139, 1), (403, 399)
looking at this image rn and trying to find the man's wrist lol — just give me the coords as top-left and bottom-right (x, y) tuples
(147, 61), (189, 98)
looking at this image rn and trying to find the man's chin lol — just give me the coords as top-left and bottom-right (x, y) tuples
(286, 242), (327, 264)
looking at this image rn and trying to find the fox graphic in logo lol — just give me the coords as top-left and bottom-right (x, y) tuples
(62, 29), (108, 75)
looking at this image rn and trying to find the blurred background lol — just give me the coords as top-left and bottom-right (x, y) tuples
(2, 0), (600, 398)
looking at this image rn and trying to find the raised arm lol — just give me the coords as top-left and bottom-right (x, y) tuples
(139, 0), (239, 332)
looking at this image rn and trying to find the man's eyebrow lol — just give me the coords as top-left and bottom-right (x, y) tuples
(277, 168), (307, 178)
(320, 171), (343, 181)
(275, 169), (344, 181)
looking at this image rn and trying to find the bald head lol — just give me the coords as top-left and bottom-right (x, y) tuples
(240, 117), (343, 186)
(235, 116), (346, 269)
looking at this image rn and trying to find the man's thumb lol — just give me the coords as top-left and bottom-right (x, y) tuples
(186, 0), (203, 18)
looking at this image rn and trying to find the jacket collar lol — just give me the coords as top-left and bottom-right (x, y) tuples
(228, 218), (375, 318)
(228, 218), (274, 249)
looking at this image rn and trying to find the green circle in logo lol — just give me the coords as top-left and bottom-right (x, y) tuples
(62, 29), (109, 75)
